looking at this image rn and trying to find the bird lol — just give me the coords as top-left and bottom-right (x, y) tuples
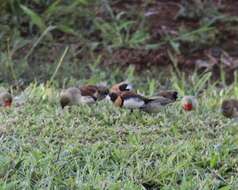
(108, 91), (146, 110)
(108, 91), (173, 112)
(60, 85), (109, 108)
(221, 99), (238, 118)
(110, 81), (133, 93)
(155, 90), (178, 101)
(78, 85), (109, 101)
(0, 91), (13, 108)
(181, 96), (197, 111)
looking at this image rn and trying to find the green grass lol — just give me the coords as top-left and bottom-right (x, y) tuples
(1, 76), (238, 189)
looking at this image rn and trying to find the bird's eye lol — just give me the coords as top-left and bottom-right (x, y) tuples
(119, 84), (128, 91)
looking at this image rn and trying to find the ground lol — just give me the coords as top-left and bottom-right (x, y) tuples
(1, 76), (238, 189)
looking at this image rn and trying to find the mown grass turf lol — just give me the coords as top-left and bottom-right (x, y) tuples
(0, 80), (238, 189)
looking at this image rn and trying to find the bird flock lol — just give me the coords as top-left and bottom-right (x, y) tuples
(59, 81), (179, 113)
(0, 81), (237, 118)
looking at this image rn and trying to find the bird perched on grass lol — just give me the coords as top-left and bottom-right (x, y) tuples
(0, 91), (13, 108)
(221, 99), (238, 118)
(79, 85), (109, 101)
(108, 91), (173, 113)
(110, 81), (133, 93)
(60, 85), (109, 108)
(108, 91), (148, 110)
(181, 96), (197, 111)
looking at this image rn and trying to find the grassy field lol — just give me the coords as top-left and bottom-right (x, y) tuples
(1, 73), (238, 190)
(1, 1), (238, 189)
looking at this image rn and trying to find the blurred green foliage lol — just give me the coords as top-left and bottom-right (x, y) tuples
(0, 0), (238, 86)
(0, 0), (151, 84)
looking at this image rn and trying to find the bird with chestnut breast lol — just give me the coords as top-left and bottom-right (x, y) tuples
(108, 91), (146, 110)
(221, 99), (238, 118)
(108, 91), (173, 113)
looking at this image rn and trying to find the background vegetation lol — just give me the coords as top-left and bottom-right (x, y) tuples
(0, 0), (238, 86)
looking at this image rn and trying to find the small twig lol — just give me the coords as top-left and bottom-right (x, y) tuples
(50, 46), (69, 83)
(167, 50), (181, 80)
(24, 25), (56, 60)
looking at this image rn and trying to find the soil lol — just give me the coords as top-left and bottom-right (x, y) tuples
(2, 0), (238, 85)
(99, 0), (238, 84)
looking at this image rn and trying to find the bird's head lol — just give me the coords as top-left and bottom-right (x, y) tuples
(182, 96), (196, 111)
(118, 83), (133, 92)
(108, 92), (119, 103)
(2, 93), (12, 107)
(221, 100), (234, 118)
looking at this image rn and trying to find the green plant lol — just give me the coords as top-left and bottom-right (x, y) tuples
(94, 17), (149, 49)
(0, 36), (28, 82)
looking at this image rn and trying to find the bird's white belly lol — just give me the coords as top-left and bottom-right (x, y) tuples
(123, 98), (145, 109)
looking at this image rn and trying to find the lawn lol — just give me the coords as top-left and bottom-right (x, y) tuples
(1, 0), (238, 189)
(1, 75), (238, 190)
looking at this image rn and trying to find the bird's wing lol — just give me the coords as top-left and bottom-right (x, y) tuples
(147, 96), (173, 105)
(80, 85), (98, 97)
(156, 90), (178, 100)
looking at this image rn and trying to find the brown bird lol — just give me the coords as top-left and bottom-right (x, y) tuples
(108, 91), (172, 112)
(60, 85), (109, 108)
(221, 99), (238, 118)
(0, 91), (13, 108)
(110, 81), (133, 93)
(108, 91), (149, 110)
(156, 90), (178, 101)
(79, 85), (109, 101)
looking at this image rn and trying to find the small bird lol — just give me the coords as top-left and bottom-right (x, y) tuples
(156, 90), (178, 101)
(108, 91), (150, 110)
(110, 81), (133, 93)
(79, 85), (109, 101)
(0, 92), (13, 108)
(108, 91), (172, 112)
(221, 99), (238, 118)
(60, 87), (84, 108)
(181, 96), (197, 111)
(60, 85), (109, 108)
